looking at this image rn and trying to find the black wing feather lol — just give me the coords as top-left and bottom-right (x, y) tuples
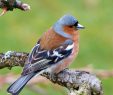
(22, 39), (74, 75)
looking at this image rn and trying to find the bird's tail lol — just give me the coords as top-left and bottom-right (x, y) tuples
(7, 73), (36, 95)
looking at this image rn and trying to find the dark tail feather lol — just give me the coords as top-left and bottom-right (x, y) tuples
(7, 73), (36, 95)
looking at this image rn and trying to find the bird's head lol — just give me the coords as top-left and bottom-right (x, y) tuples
(53, 15), (85, 39)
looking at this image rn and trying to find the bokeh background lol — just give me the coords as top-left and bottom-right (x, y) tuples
(0, 0), (113, 95)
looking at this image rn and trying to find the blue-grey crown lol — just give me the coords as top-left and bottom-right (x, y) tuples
(58, 15), (78, 26)
(53, 15), (80, 39)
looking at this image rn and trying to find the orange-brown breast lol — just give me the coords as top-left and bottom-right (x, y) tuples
(44, 26), (80, 73)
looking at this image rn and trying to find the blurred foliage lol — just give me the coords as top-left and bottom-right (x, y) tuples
(0, 0), (113, 95)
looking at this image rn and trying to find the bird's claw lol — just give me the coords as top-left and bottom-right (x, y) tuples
(0, 7), (7, 16)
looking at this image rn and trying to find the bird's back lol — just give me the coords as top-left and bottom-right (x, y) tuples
(40, 28), (68, 50)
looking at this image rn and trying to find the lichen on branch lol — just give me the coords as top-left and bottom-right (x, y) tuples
(0, 51), (28, 69)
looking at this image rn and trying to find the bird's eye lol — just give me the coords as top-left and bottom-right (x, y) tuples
(74, 21), (78, 27)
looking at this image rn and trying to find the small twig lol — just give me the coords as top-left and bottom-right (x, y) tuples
(0, 0), (30, 16)
(13, 0), (30, 11)
(0, 0), (30, 11)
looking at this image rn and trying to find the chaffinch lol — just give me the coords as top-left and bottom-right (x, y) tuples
(7, 15), (84, 95)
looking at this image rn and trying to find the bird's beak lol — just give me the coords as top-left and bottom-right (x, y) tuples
(0, 7), (7, 16)
(76, 23), (85, 29)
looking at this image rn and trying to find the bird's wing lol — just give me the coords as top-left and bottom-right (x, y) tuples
(22, 39), (74, 75)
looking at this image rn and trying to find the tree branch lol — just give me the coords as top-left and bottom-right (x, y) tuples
(0, 51), (103, 95)
(0, 0), (30, 11)
(0, 0), (30, 16)
(0, 51), (28, 69)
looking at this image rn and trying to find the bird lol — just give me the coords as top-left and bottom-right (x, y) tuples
(7, 14), (84, 95)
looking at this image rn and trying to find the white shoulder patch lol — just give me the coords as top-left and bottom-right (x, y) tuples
(65, 43), (74, 51)
(53, 50), (63, 57)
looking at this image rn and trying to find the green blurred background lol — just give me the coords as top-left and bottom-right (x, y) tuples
(0, 0), (113, 95)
